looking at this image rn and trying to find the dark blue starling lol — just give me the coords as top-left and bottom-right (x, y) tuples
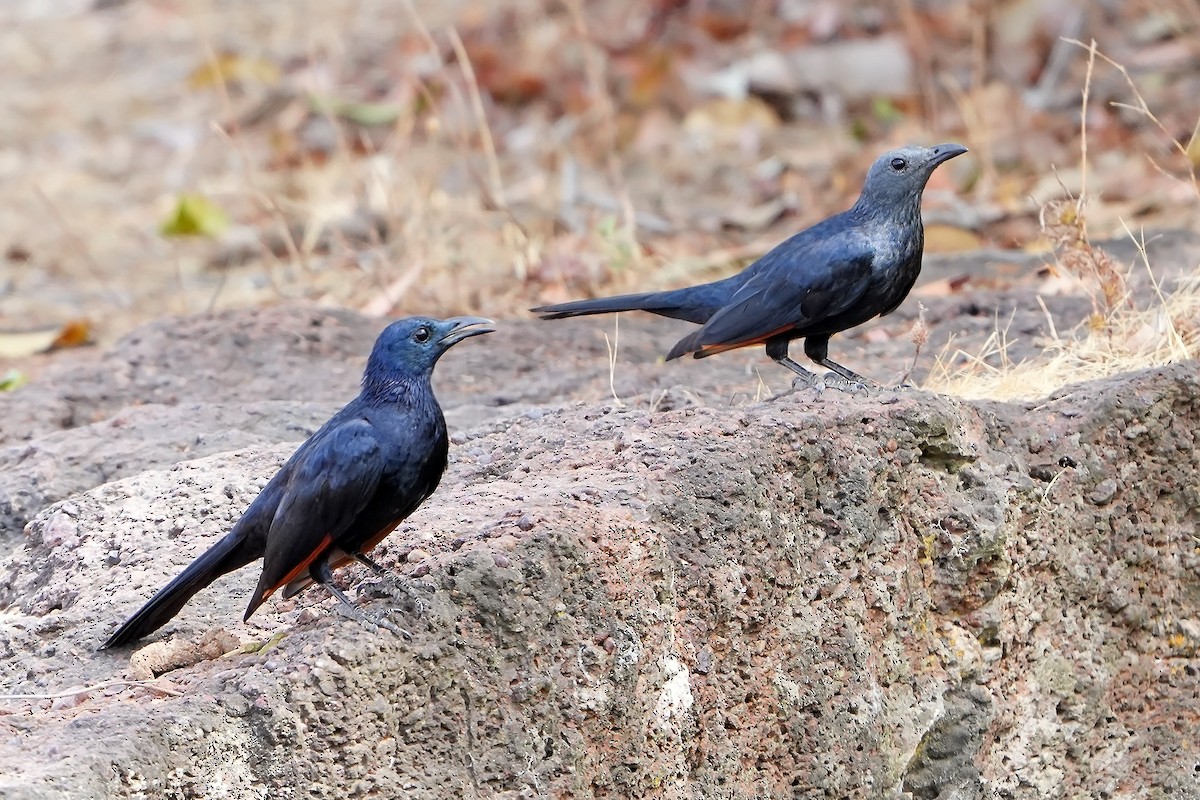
(533, 143), (968, 386)
(101, 316), (494, 648)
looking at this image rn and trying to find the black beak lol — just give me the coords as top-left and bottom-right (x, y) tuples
(437, 316), (496, 348)
(928, 143), (968, 167)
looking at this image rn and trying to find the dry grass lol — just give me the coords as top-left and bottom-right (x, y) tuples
(926, 39), (1200, 401)
(928, 247), (1199, 400)
(3, 0), (1199, 396)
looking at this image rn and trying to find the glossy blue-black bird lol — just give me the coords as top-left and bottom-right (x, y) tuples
(101, 316), (494, 648)
(533, 143), (968, 386)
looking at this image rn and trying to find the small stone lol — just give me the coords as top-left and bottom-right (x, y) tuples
(1176, 618), (1200, 642)
(516, 514), (535, 531)
(1087, 478), (1118, 506)
(405, 548), (430, 563)
(492, 553), (512, 569)
(296, 608), (321, 625)
(450, 432), (468, 445)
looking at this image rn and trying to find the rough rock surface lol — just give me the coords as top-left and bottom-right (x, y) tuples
(0, 301), (1197, 797)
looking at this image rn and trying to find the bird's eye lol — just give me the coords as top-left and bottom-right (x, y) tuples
(890, 157), (907, 171)
(413, 326), (431, 343)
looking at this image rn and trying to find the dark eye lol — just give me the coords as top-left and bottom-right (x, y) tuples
(413, 326), (431, 343)
(890, 157), (907, 171)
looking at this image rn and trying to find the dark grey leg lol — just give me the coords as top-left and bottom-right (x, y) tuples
(312, 559), (411, 639)
(803, 336), (875, 388)
(765, 338), (822, 387)
(352, 552), (426, 615)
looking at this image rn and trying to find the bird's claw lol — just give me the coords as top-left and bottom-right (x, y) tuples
(357, 576), (427, 617)
(334, 602), (413, 640)
(821, 372), (872, 394)
(763, 376), (820, 402)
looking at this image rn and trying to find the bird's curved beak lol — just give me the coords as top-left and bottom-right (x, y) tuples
(437, 315), (496, 347)
(928, 143), (969, 167)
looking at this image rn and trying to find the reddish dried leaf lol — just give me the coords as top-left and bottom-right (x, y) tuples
(693, 11), (750, 42)
(626, 47), (676, 109)
(49, 319), (92, 350)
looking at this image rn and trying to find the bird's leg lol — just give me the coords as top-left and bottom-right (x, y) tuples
(352, 552), (426, 616)
(764, 338), (825, 396)
(803, 337), (876, 391)
(312, 559), (412, 639)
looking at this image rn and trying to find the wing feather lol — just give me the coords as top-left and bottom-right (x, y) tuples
(245, 419), (385, 616)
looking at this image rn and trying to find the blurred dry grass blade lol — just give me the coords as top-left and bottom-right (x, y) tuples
(895, 302), (930, 387)
(1039, 199), (1128, 321)
(207, 211), (389, 271)
(927, 229), (1199, 402)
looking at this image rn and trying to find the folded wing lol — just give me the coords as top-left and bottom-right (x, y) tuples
(244, 419), (385, 619)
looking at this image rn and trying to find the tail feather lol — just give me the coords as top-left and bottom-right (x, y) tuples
(532, 286), (729, 326)
(100, 530), (257, 649)
(665, 329), (704, 361)
(532, 292), (678, 319)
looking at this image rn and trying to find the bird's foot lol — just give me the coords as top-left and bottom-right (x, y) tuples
(334, 601), (413, 640)
(821, 372), (873, 394)
(357, 574), (427, 617)
(763, 373), (826, 402)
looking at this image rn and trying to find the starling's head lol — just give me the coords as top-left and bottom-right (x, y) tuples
(858, 142), (968, 210)
(365, 316), (494, 386)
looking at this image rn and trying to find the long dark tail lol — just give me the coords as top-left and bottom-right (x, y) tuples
(100, 530), (258, 649)
(532, 285), (731, 327)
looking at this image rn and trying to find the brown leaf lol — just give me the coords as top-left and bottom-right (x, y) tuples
(694, 11), (750, 42)
(0, 319), (92, 358)
(924, 223), (982, 253)
(187, 52), (280, 90)
(49, 319), (92, 350)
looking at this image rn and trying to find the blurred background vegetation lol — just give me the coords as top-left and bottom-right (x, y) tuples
(0, 0), (1196, 393)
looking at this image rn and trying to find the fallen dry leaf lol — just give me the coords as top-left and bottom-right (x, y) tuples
(50, 319), (92, 350)
(925, 223), (983, 253)
(187, 52), (281, 90)
(0, 319), (92, 358)
(682, 96), (780, 144)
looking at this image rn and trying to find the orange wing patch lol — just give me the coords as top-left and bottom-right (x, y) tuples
(693, 325), (796, 358)
(280, 520), (407, 599)
(253, 533), (335, 609)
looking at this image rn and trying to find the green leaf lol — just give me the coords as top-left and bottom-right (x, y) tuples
(309, 94), (402, 126)
(871, 96), (902, 124)
(161, 193), (230, 238)
(0, 369), (26, 392)
(336, 101), (402, 126)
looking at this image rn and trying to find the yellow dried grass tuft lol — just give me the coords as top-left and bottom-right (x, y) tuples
(928, 39), (1200, 401)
